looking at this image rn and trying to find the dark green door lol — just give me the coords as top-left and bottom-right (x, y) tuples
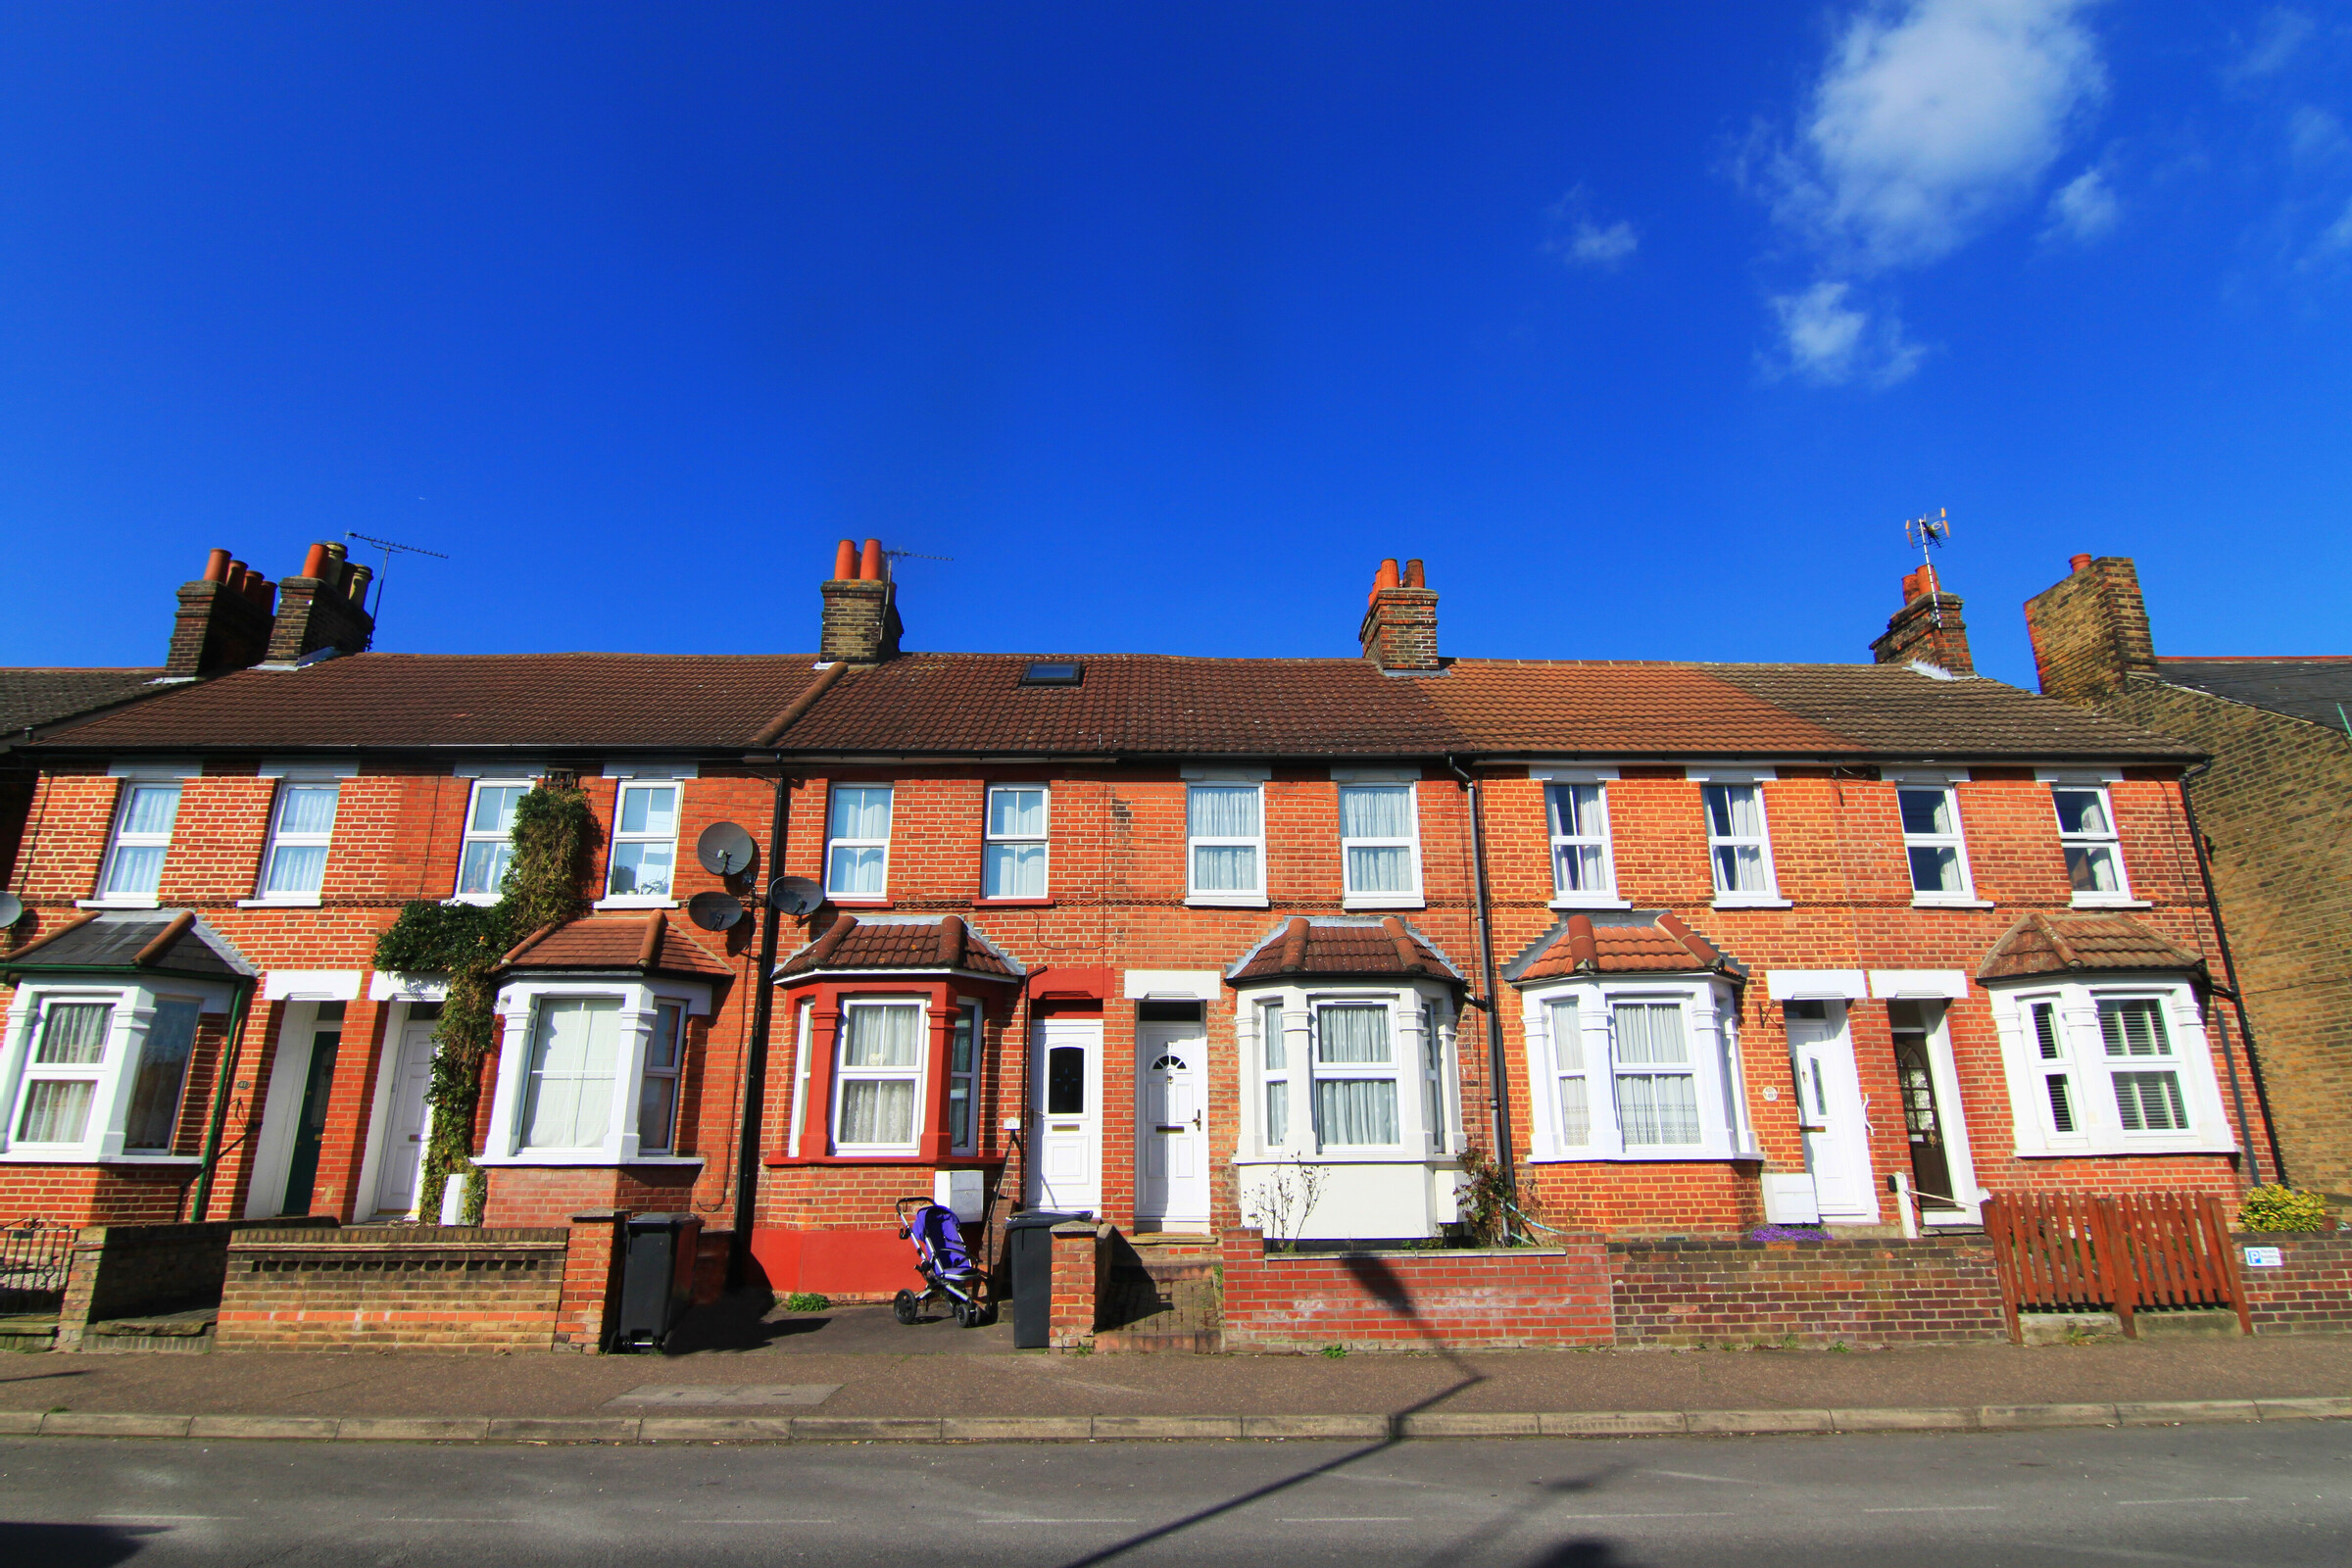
(279, 1015), (343, 1216)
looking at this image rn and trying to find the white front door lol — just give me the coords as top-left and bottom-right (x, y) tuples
(373, 1019), (439, 1217)
(1136, 1022), (1208, 1227)
(1027, 1018), (1102, 1216)
(1788, 1004), (1879, 1223)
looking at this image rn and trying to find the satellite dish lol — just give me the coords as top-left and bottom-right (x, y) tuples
(696, 821), (757, 876)
(0, 893), (22, 927)
(768, 876), (823, 916)
(686, 892), (745, 932)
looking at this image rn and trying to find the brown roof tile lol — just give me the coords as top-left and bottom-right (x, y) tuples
(1702, 663), (2197, 760)
(501, 913), (734, 979)
(778, 914), (1023, 979)
(1976, 911), (2206, 982)
(1227, 916), (1466, 984)
(1, 667), (169, 735)
(1422, 662), (1858, 755)
(1504, 910), (1742, 984)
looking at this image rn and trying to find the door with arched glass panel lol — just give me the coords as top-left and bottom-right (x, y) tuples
(1135, 1004), (1207, 1228)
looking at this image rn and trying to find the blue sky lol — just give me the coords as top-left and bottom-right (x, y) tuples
(3, 3), (2347, 688)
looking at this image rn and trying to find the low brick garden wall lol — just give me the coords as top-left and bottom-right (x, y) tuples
(1219, 1228), (1613, 1351)
(1609, 1237), (2008, 1348)
(54, 1217), (337, 1349)
(2235, 1232), (2352, 1334)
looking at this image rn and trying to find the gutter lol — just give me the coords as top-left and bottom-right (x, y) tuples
(1445, 754), (1518, 1222)
(2176, 759), (2285, 1186)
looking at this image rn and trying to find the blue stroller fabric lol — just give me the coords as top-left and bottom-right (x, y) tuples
(912, 1201), (974, 1273)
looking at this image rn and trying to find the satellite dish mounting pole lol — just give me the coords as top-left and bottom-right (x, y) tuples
(1903, 508), (1953, 630)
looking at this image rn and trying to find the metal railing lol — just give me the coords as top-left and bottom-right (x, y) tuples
(0, 1219), (75, 1315)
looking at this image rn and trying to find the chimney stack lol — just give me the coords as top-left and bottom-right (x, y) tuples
(1870, 565), (1975, 676)
(266, 539), (376, 666)
(164, 545), (278, 677)
(2023, 553), (2158, 705)
(1359, 556), (1442, 672)
(818, 536), (903, 664)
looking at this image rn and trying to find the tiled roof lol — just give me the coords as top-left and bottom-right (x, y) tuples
(2154, 658), (2352, 732)
(1, 667), (167, 736)
(768, 654), (1463, 757)
(1420, 662), (1858, 755)
(1503, 910), (1742, 984)
(1976, 911), (2207, 982)
(778, 914), (1023, 979)
(1702, 663), (2200, 760)
(2, 909), (256, 980)
(501, 913), (734, 980)
(1226, 916), (1466, 984)
(36, 652), (826, 752)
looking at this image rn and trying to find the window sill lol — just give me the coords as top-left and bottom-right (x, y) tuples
(973, 897), (1054, 908)
(238, 895), (322, 908)
(0, 1151), (201, 1165)
(75, 897), (159, 911)
(1341, 896), (1424, 911)
(1185, 895), (1270, 909)
(473, 1152), (707, 1168)
(1546, 895), (1632, 910)
(1525, 1149), (1756, 1163)
(827, 897), (894, 909)
(1910, 896), (1993, 909)
(2014, 1139), (2238, 1159)
(1710, 896), (1792, 910)
(763, 1152), (1005, 1167)
(2069, 896), (2152, 909)
(446, 894), (499, 907)
(593, 897), (680, 910)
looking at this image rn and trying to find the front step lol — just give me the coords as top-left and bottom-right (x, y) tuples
(76, 1307), (218, 1353)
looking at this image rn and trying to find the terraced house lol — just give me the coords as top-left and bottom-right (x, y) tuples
(0, 543), (2271, 1306)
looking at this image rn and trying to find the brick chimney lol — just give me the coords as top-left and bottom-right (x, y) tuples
(265, 540), (376, 665)
(2023, 553), (2158, 704)
(163, 547), (279, 677)
(1869, 564), (1975, 676)
(818, 537), (903, 664)
(1359, 557), (1441, 672)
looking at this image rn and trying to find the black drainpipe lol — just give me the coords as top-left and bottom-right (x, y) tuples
(727, 766), (792, 1289)
(1446, 754), (1517, 1215)
(2176, 759), (2283, 1186)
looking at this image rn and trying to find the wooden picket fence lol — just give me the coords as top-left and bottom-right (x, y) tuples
(1981, 1192), (2251, 1344)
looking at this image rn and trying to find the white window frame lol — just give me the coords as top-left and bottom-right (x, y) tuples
(636, 999), (687, 1155)
(1535, 767), (1624, 909)
(1520, 977), (1753, 1161)
(453, 778), (534, 905)
(1237, 982), (1458, 1162)
(1336, 776), (1423, 909)
(599, 780), (683, 907)
(94, 780), (183, 907)
(947, 1000), (981, 1154)
(1183, 766), (1270, 907)
(476, 976), (711, 1166)
(1688, 769), (1789, 908)
(1985, 978), (2234, 1157)
(830, 996), (931, 1156)
(981, 784), (1051, 901)
(2038, 770), (2141, 907)
(824, 784), (895, 902)
(1890, 773), (1985, 907)
(248, 779), (341, 906)
(0, 981), (227, 1163)
(787, 996), (815, 1158)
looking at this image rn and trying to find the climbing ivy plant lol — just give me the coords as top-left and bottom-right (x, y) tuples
(372, 779), (597, 1226)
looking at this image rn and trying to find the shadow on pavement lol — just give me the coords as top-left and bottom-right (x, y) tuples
(663, 1292), (1017, 1356)
(0, 1521), (156, 1567)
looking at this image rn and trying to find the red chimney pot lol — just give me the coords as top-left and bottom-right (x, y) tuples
(301, 542), (331, 580)
(859, 538), (884, 581)
(833, 539), (858, 580)
(203, 548), (231, 583)
(1375, 559), (1400, 590)
(2069, 553), (2093, 573)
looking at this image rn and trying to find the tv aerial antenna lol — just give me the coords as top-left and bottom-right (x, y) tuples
(345, 532), (449, 623)
(1902, 508), (1952, 628)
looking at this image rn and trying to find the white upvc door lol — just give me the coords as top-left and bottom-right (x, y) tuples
(1135, 1020), (1209, 1228)
(373, 1019), (438, 1217)
(1788, 1005), (1879, 1223)
(1027, 1017), (1102, 1217)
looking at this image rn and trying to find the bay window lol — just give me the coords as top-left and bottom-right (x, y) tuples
(2, 983), (225, 1162)
(1260, 998), (1292, 1147)
(636, 1001), (685, 1154)
(983, 786), (1049, 899)
(947, 1002), (979, 1153)
(1338, 782), (1421, 906)
(477, 978), (711, 1166)
(122, 1000), (199, 1152)
(1313, 1003), (1398, 1147)
(1989, 980), (2233, 1157)
(1522, 978), (1751, 1160)
(1186, 779), (1265, 904)
(14, 1001), (112, 1146)
(519, 998), (622, 1152)
(834, 1000), (924, 1152)
(826, 785), (894, 899)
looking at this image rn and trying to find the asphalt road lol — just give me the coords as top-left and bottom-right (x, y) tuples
(4, 1424), (2348, 1567)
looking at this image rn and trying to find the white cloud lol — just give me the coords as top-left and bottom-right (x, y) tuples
(1768, 280), (1928, 387)
(1769, 0), (2108, 272)
(2318, 196), (2352, 255)
(1544, 187), (1640, 269)
(2227, 9), (2315, 83)
(2286, 105), (2351, 171)
(2043, 167), (2120, 242)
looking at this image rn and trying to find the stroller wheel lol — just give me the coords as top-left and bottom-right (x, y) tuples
(892, 1289), (919, 1325)
(954, 1299), (977, 1329)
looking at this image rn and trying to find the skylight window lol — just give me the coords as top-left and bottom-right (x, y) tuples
(1021, 661), (1083, 686)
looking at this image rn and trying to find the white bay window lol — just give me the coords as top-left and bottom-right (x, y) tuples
(1, 983), (226, 1162)
(478, 977), (711, 1166)
(1988, 978), (2233, 1157)
(1522, 978), (1752, 1160)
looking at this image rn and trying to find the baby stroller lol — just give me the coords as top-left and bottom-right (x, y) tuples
(892, 1196), (992, 1328)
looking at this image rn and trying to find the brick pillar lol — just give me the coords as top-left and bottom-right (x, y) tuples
(1047, 1219), (1103, 1348)
(2024, 554), (2159, 704)
(556, 1208), (629, 1351)
(52, 1226), (110, 1350)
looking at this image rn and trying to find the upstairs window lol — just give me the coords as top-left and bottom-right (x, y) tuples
(101, 783), (181, 900)
(1339, 784), (1420, 904)
(1547, 784), (1617, 902)
(607, 783), (679, 901)
(1186, 782), (1264, 903)
(983, 786), (1049, 899)
(457, 782), (528, 899)
(2051, 786), (2132, 902)
(825, 786), (894, 899)
(1898, 785), (1976, 903)
(258, 783), (339, 900)
(1702, 783), (1778, 900)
